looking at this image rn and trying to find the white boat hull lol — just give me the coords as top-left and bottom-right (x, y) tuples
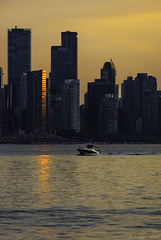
(77, 148), (101, 156)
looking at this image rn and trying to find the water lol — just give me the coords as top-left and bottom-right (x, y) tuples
(0, 144), (161, 240)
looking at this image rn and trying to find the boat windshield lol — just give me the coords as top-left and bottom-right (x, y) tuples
(87, 144), (98, 150)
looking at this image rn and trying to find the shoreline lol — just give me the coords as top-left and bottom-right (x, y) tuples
(0, 133), (161, 144)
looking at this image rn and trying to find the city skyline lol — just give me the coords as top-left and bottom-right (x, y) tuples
(1, 0), (161, 104)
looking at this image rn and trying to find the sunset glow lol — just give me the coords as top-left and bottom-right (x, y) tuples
(0, 0), (161, 103)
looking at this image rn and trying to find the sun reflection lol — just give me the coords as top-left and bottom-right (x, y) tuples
(35, 155), (51, 205)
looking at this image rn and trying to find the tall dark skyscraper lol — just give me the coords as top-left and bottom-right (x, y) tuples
(61, 79), (80, 132)
(51, 46), (74, 91)
(121, 73), (158, 135)
(8, 26), (31, 129)
(0, 67), (3, 88)
(134, 73), (158, 134)
(21, 70), (47, 131)
(86, 60), (118, 136)
(50, 31), (78, 130)
(61, 31), (78, 79)
(101, 59), (116, 84)
(8, 26), (31, 85)
(50, 31), (78, 92)
(121, 76), (135, 133)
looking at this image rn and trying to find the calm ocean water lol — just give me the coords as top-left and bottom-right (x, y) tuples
(0, 144), (161, 240)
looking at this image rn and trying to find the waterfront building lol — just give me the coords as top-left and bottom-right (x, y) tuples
(21, 70), (47, 131)
(99, 94), (118, 135)
(61, 31), (78, 79)
(50, 46), (74, 91)
(142, 75), (158, 134)
(0, 88), (6, 132)
(121, 76), (135, 133)
(101, 59), (116, 84)
(121, 73), (158, 135)
(50, 31), (78, 92)
(50, 31), (78, 130)
(46, 78), (51, 130)
(8, 26), (31, 129)
(61, 79), (80, 132)
(8, 27), (31, 85)
(86, 60), (118, 136)
(157, 91), (161, 136)
(0, 67), (3, 88)
(134, 73), (158, 135)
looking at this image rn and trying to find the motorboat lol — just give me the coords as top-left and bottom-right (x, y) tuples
(77, 144), (101, 156)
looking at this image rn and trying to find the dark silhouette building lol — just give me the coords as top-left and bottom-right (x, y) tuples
(121, 73), (158, 136)
(50, 31), (78, 131)
(61, 31), (78, 79)
(86, 60), (118, 137)
(134, 73), (158, 135)
(8, 26), (31, 130)
(157, 91), (161, 136)
(61, 79), (80, 132)
(101, 60), (116, 83)
(121, 76), (135, 133)
(20, 70), (47, 131)
(0, 67), (3, 88)
(0, 88), (7, 132)
(50, 46), (74, 92)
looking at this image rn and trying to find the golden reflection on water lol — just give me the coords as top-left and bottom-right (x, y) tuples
(35, 155), (52, 205)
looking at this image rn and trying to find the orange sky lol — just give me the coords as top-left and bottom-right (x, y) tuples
(1, 0), (161, 103)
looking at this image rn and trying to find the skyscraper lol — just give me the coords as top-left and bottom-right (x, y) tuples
(21, 70), (47, 131)
(8, 26), (31, 129)
(0, 67), (3, 88)
(121, 73), (158, 135)
(51, 46), (74, 91)
(61, 79), (80, 132)
(50, 31), (78, 130)
(134, 73), (158, 134)
(121, 76), (135, 133)
(101, 59), (116, 83)
(61, 31), (78, 79)
(99, 93), (118, 135)
(50, 31), (78, 92)
(86, 60), (118, 136)
(8, 26), (31, 85)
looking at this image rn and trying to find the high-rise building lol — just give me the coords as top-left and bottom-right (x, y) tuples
(86, 60), (118, 136)
(61, 79), (80, 132)
(8, 26), (31, 130)
(134, 73), (158, 134)
(157, 91), (161, 136)
(8, 26), (31, 85)
(101, 59), (116, 84)
(51, 46), (74, 91)
(21, 70), (47, 131)
(0, 67), (3, 88)
(99, 94), (118, 135)
(50, 31), (78, 91)
(142, 75), (158, 134)
(50, 31), (78, 130)
(87, 80), (115, 133)
(61, 31), (78, 79)
(0, 88), (6, 131)
(120, 73), (158, 135)
(121, 76), (135, 133)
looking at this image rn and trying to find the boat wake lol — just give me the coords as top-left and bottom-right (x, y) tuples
(107, 152), (156, 155)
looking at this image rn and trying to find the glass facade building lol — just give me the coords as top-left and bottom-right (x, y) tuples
(50, 31), (78, 131)
(21, 70), (47, 131)
(8, 26), (31, 85)
(61, 79), (80, 132)
(86, 60), (118, 135)
(8, 26), (31, 129)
